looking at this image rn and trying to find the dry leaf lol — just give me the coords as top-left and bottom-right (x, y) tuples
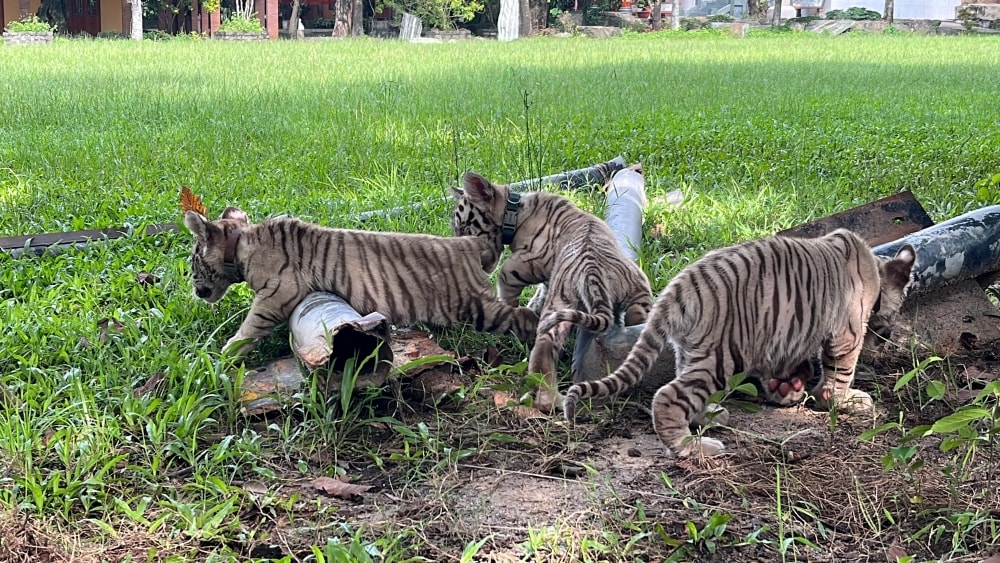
(133, 373), (165, 398)
(180, 186), (208, 216)
(311, 476), (371, 500)
(886, 543), (908, 562)
(489, 390), (546, 420)
(980, 555), (1000, 563)
(97, 318), (125, 343)
(136, 272), (159, 287)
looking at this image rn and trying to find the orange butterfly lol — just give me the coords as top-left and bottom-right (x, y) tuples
(180, 186), (208, 216)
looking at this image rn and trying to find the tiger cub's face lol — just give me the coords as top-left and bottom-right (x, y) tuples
(866, 245), (917, 349)
(449, 172), (505, 239)
(183, 206), (250, 304)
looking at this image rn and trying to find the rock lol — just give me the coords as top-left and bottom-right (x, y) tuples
(577, 25), (623, 37)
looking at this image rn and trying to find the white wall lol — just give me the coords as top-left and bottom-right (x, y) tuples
(826, 0), (959, 19)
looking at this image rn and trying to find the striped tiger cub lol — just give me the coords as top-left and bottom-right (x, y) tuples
(563, 229), (916, 457)
(451, 171), (653, 413)
(184, 207), (538, 357)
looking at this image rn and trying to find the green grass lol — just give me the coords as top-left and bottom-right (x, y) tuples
(0, 31), (999, 561)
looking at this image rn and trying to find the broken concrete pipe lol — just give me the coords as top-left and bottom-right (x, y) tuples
(571, 167), (677, 391)
(289, 292), (394, 374)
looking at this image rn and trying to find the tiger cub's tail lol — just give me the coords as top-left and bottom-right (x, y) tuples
(536, 265), (617, 336)
(563, 283), (678, 421)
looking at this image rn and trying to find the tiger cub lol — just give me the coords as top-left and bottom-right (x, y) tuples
(184, 207), (538, 357)
(451, 171), (653, 413)
(563, 229), (916, 457)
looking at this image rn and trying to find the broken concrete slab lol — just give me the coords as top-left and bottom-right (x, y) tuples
(806, 20), (856, 34)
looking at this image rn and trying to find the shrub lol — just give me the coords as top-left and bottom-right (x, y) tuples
(218, 14), (265, 32)
(4, 15), (53, 32)
(383, 0), (484, 30)
(826, 6), (881, 20)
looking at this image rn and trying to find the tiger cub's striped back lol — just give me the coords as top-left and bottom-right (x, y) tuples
(563, 229), (916, 457)
(184, 207), (537, 357)
(451, 172), (653, 413)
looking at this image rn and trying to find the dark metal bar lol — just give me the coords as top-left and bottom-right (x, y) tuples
(354, 156), (628, 222)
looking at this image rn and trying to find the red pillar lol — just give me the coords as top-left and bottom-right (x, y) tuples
(266, 0), (278, 38)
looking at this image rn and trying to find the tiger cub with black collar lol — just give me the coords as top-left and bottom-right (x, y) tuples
(451, 171), (653, 413)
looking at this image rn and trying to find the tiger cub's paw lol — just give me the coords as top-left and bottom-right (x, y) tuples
(672, 436), (726, 458)
(221, 335), (257, 359)
(814, 388), (874, 413)
(534, 388), (566, 415)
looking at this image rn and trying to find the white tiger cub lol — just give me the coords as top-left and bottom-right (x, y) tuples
(184, 206), (538, 357)
(451, 171), (653, 413)
(563, 229), (916, 457)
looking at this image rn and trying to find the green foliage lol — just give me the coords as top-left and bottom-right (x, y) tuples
(826, 6), (881, 19)
(218, 14), (265, 31)
(4, 15), (53, 32)
(384, 0), (484, 30)
(706, 13), (734, 22)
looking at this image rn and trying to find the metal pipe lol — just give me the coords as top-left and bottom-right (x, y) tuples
(872, 204), (1000, 295)
(354, 156), (628, 222)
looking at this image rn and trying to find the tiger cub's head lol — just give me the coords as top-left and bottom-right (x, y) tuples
(866, 244), (917, 349)
(450, 171), (508, 270)
(183, 207), (250, 304)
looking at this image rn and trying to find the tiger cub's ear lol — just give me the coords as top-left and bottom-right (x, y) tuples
(221, 206), (249, 225)
(184, 210), (211, 241)
(883, 244), (917, 291)
(461, 171), (497, 205)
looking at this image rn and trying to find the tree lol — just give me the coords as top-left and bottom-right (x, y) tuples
(332, 0), (363, 35)
(130, 0), (143, 39)
(771, 0), (782, 25)
(498, 0), (517, 39)
(19, 0), (30, 17)
(884, 0), (894, 23)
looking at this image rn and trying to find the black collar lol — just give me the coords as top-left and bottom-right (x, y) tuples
(501, 191), (521, 246)
(223, 228), (244, 282)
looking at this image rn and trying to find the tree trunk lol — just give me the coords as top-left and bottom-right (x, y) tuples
(498, 0), (518, 40)
(130, 0), (143, 40)
(771, 0), (782, 25)
(884, 0), (893, 23)
(19, 0), (30, 17)
(289, 0), (302, 37)
(399, 12), (422, 38)
(650, 0), (661, 30)
(518, 0), (530, 36)
(332, 0), (351, 36)
(352, 0), (363, 35)
(671, 0), (679, 29)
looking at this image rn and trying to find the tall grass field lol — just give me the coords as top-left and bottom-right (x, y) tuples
(1, 32), (999, 561)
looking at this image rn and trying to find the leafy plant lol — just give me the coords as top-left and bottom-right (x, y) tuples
(382, 0), (483, 30)
(4, 15), (53, 32)
(218, 13), (265, 31)
(826, 6), (881, 19)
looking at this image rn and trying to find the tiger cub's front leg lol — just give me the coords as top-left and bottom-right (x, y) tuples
(223, 290), (304, 358)
(497, 255), (544, 307)
(812, 331), (871, 413)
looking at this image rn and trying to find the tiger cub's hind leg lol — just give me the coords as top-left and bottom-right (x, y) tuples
(651, 362), (726, 457)
(528, 318), (573, 413)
